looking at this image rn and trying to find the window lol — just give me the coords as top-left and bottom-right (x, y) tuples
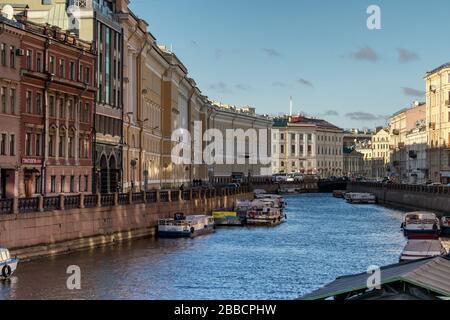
(59, 134), (65, 157)
(9, 134), (15, 156)
(68, 137), (73, 158)
(59, 59), (65, 78)
(49, 56), (55, 74)
(291, 133), (296, 141)
(36, 52), (43, 72)
(291, 145), (296, 155)
(36, 93), (42, 115)
(35, 134), (42, 156)
(83, 139), (89, 158)
(70, 176), (75, 193)
(85, 67), (90, 84)
(50, 176), (56, 193)
(26, 91), (32, 113)
(280, 133), (285, 140)
(78, 63), (83, 82)
(84, 175), (89, 192)
(26, 49), (32, 70)
(0, 43), (5, 66)
(9, 46), (15, 68)
(9, 88), (15, 114)
(82, 103), (90, 122)
(69, 61), (75, 80)
(35, 175), (42, 195)
(25, 133), (32, 156)
(68, 100), (74, 120)
(49, 95), (56, 117)
(1, 87), (6, 113)
(48, 134), (54, 157)
(61, 176), (66, 193)
(280, 145), (285, 154)
(0, 134), (6, 155)
(59, 97), (65, 118)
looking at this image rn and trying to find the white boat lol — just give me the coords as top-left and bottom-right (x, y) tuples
(0, 248), (18, 280)
(254, 194), (286, 209)
(401, 212), (441, 239)
(345, 193), (377, 204)
(157, 213), (215, 238)
(400, 240), (446, 262)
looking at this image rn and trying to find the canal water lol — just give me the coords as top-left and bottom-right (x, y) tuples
(0, 193), (407, 300)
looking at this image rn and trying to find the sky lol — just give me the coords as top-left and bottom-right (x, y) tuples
(129, 0), (450, 130)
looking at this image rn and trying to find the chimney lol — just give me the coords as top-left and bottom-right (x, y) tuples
(289, 96), (293, 116)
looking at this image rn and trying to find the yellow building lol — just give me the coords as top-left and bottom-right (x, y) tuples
(119, 10), (167, 191)
(424, 63), (450, 183)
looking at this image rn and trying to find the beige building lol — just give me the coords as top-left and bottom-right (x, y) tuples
(272, 116), (344, 178)
(119, 11), (167, 191)
(343, 149), (364, 178)
(208, 102), (272, 180)
(355, 128), (390, 179)
(424, 63), (450, 183)
(388, 102), (426, 183)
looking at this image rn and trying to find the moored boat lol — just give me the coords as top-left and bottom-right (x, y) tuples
(345, 193), (376, 204)
(441, 216), (450, 236)
(0, 248), (18, 280)
(400, 239), (446, 262)
(254, 194), (286, 210)
(333, 190), (346, 198)
(401, 212), (441, 239)
(157, 213), (215, 238)
(246, 199), (285, 226)
(212, 211), (245, 226)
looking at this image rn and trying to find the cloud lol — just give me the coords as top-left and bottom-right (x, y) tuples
(323, 110), (339, 116)
(350, 46), (380, 62)
(298, 78), (313, 87)
(272, 81), (287, 88)
(345, 112), (385, 121)
(397, 48), (419, 63)
(214, 48), (224, 59)
(402, 87), (425, 97)
(209, 81), (232, 94)
(235, 84), (252, 91)
(262, 48), (282, 58)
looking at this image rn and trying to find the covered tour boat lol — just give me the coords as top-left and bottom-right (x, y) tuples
(0, 248), (18, 280)
(400, 240), (446, 262)
(345, 193), (377, 204)
(246, 199), (285, 226)
(157, 213), (215, 238)
(401, 212), (441, 239)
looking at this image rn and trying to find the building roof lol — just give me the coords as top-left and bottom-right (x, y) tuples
(426, 62), (450, 76)
(301, 256), (450, 300)
(272, 116), (342, 131)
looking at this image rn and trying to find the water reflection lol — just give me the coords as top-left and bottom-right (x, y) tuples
(0, 194), (407, 300)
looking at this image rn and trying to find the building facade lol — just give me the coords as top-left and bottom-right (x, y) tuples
(388, 102), (426, 183)
(0, 12), (96, 198)
(424, 63), (450, 183)
(207, 103), (272, 180)
(272, 116), (344, 178)
(0, 15), (23, 198)
(343, 148), (364, 178)
(10, 0), (125, 193)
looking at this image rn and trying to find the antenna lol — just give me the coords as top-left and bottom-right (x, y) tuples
(289, 96), (293, 116)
